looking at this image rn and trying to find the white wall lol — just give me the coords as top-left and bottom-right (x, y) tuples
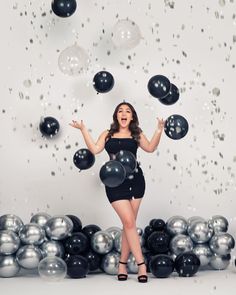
(0, 0), (235, 241)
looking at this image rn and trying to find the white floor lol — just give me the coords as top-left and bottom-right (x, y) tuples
(1, 265), (236, 295)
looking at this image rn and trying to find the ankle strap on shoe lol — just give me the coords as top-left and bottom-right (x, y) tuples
(137, 261), (145, 266)
(119, 261), (128, 264)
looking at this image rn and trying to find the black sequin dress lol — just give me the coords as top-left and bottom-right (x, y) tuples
(104, 137), (146, 203)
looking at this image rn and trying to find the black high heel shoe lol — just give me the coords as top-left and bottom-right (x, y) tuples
(137, 261), (148, 283)
(117, 261), (128, 281)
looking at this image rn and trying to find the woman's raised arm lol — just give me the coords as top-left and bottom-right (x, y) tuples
(69, 119), (109, 155)
(139, 117), (165, 153)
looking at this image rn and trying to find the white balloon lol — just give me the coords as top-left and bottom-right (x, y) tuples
(58, 44), (90, 76)
(111, 19), (142, 49)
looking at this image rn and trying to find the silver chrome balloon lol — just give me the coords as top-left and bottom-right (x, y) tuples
(40, 240), (64, 258)
(30, 212), (51, 228)
(127, 252), (138, 273)
(45, 215), (73, 240)
(0, 255), (20, 277)
(0, 214), (24, 233)
(170, 234), (193, 256)
(209, 253), (231, 270)
(193, 244), (213, 266)
(208, 215), (229, 233)
(114, 231), (122, 253)
(105, 226), (122, 240)
(101, 251), (120, 275)
(16, 245), (43, 269)
(209, 233), (235, 255)
(137, 227), (143, 236)
(38, 256), (67, 281)
(0, 230), (20, 255)
(188, 220), (214, 243)
(91, 230), (113, 254)
(19, 223), (45, 245)
(166, 216), (188, 236)
(187, 216), (205, 226)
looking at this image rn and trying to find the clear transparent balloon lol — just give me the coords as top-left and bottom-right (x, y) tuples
(38, 256), (67, 281)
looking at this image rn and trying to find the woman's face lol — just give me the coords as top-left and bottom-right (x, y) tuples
(116, 104), (133, 128)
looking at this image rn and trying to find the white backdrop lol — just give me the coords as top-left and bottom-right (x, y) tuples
(0, 1), (235, 242)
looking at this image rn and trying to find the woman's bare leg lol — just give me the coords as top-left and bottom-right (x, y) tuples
(111, 199), (147, 277)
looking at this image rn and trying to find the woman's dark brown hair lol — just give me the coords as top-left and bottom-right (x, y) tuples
(105, 102), (142, 145)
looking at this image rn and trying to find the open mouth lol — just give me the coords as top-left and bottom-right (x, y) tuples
(121, 118), (127, 123)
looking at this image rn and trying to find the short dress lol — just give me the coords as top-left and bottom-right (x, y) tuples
(104, 137), (146, 203)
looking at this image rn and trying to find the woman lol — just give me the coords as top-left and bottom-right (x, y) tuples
(70, 102), (164, 282)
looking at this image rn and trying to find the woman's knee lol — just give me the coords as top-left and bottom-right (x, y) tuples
(122, 218), (136, 229)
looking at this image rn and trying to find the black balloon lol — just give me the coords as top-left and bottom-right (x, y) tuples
(150, 219), (166, 232)
(73, 148), (95, 170)
(82, 224), (102, 241)
(115, 150), (136, 176)
(147, 75), (171, 99)
(164, 114), (189, 140)
(39, 116), (60, 137)
(158, 84), (179, 105)
(66, 215), (82, 232)
(147, 231), (170, 254)
(144, 225), (155, 238)
(83, 250), (102, 272)
(174, 252), (200, 277)
(51, 0), (77, 17)
(150, 254), (174, 278)
(99, 160), (126, 187)
(93, 71), (114, 93)
(64, 232), (89, 255)
(144, 252), (153, 273)
(66, 255), (89, 278)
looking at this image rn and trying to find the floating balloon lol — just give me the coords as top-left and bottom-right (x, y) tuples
(38, 256), (67, 281)
(0, 255), (20, 278)
(58, 44), (89, 76)
(0, 214), (23, 233)
(175, 252), (200, 277)
(39, 116), (60, 137)
(73, 148), (95, 170)
(111, 19), (142, 49)
(66, 215), (82, 232)
(45, 215), (73, 240)
(149, 254), (174, 278)
(51, 0), (77, 18)
(0, 230), (20, 255)
(158, 84), (180, 105)
(100, 160), (126, 188)
(115, 150), (136, 176)
(93, 71), (114, 93)
(147, 75), (171, 99)
(164, 114), (189, 140)
(66, 255), (89, 278)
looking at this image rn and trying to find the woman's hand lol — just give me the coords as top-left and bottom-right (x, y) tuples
(69, 119), (85, 131)
(157, 117), (165, 132)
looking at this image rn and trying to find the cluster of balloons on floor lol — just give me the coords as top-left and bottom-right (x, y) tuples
(0, 213), (234, 280)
